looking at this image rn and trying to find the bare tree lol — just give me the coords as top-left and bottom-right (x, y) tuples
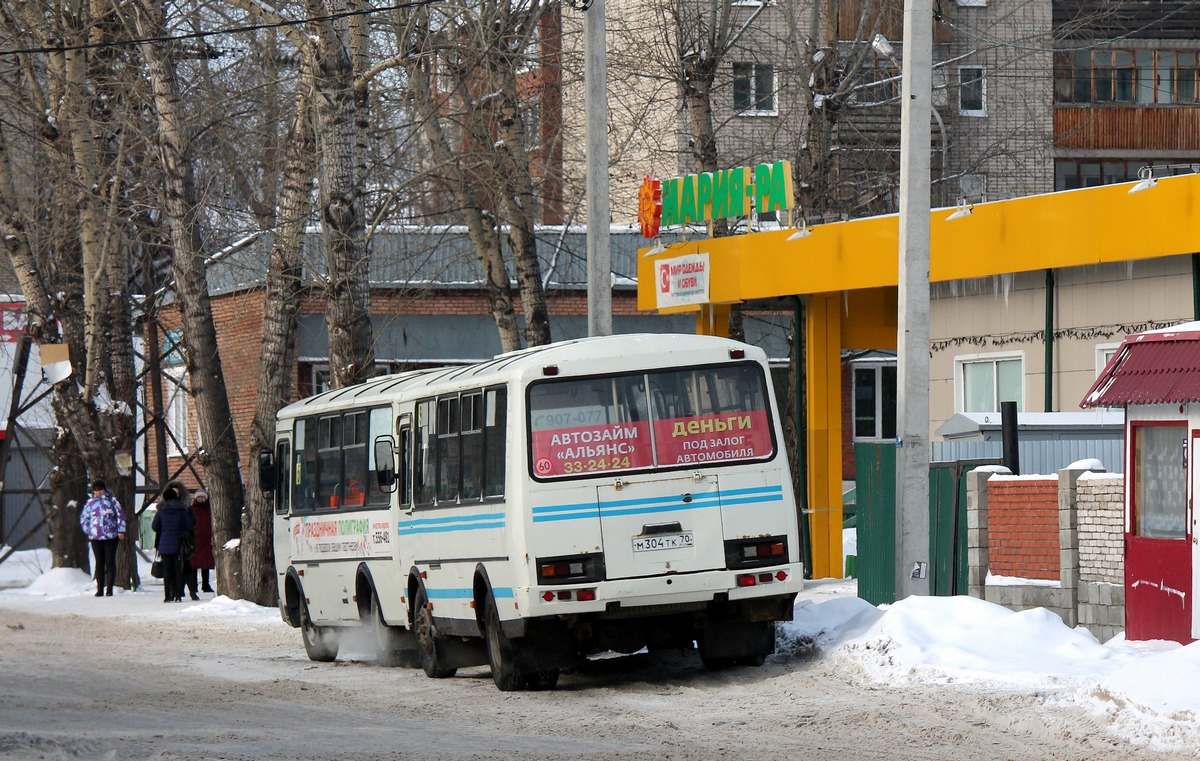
(388, 0), (554, 350)
(242, 59), (318, 606)
(133, 0), (246, 596)
(0, 2), (144, 585)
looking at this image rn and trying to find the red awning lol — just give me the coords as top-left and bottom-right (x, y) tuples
(1083, 324), (1200, 407)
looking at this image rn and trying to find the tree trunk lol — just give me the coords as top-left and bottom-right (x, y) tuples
(243, 67), (317, 607)
(134, 0), (245, 598)
(493, 79), (551, 347)
(309, 0), (375, 389)
(49, 431), (90, 572)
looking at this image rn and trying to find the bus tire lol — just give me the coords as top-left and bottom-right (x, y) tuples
(484, 594), (525, 691)
(301, 599), (338, 662)
(525, 669), (560, 691)
(414, 587), (456, 678)
(371, 591), (414, 668)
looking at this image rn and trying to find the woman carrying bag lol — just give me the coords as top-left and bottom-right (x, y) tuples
(151, 486), (194, 603)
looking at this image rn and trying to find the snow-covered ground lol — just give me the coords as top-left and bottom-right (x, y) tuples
(2, 544), (1197, 753)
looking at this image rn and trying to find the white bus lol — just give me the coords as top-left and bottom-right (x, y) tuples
(260, 333), (804, 690)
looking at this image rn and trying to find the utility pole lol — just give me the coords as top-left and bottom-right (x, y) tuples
(895, 0), (932, 598)
(584, 0), (612, 336)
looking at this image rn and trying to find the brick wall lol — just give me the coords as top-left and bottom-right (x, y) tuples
(968, 467), (1126, 642)
(1075, 472), (1126, 641)
(985, 476), (1060, 581)
(1077, 473), (1125, 585)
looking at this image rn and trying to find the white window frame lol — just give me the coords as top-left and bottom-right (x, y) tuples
(954, 351), (1024, 413)
(732, 62), (778, 116)
(1096, 342), (1121, 376)
(958, 65), (986, 116)
(164, 365), (190, 457)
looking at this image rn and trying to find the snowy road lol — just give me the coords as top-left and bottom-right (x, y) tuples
(0, 600), (1186, 761)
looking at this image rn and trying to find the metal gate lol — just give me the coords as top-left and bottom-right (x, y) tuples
(854, 443), (996, 605)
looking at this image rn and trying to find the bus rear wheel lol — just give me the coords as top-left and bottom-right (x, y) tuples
(301, 599), (338, 662)
(372, 591), (416, 668)
(414, 587), (456, 678)
(485, 594), (527, 691)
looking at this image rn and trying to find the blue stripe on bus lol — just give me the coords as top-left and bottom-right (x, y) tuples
(425, 587), (513, 599)
(531, 484), (784, 523)
(399, 512), (506, 536)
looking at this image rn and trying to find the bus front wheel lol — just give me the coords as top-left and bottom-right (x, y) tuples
(414, 587), (456, 678)
(300, 599), (338, 662)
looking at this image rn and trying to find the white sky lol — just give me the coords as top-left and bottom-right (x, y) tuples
(2, 546), (1198, 753)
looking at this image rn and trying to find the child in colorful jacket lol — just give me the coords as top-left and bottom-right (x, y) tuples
(79, 480), (126, 596)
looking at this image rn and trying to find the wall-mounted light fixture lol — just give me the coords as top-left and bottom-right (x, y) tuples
(1128, 166), (1158, 194)
(945, 197), (973, 221)
(786, 218), (812, 241)
(642, 241), (668, 257)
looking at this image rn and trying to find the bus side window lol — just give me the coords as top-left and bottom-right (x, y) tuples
(413, 400), (436, 505)
(461, 392), (483, 500)
(437, 396), (461, 503)
(483, 387), (506, 498)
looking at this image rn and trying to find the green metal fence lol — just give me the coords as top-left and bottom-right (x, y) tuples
(853, 443), (997, 605)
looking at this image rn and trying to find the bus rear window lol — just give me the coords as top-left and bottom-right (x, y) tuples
(528, 363), (774, 479)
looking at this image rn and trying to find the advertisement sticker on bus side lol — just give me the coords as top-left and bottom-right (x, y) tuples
(290, 515), (393, 561)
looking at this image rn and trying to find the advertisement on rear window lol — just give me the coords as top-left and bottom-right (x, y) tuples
(653, 410), (772, 465)
(290, 515), (393, 562)
(531, 421), (654, 477)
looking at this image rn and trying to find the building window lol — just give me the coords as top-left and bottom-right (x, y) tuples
(733, 63), (776, 114)
(1096, 342), (1120, 376)
(1055, 49), (1200, 105)
(955, 352), (1023, 413)
(1131, 423), (1187, 539)
(164, 366), (189, 457)
(1054, 159), (1197, 191)
(852, 363), (897, 441)
(958, 66), (985, 115)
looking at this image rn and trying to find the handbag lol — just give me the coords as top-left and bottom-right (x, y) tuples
(150, 553), (163, 579)
(179, 531), (195, 563)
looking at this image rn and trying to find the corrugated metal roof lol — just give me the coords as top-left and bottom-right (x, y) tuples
(1082, 323), (1200, 407)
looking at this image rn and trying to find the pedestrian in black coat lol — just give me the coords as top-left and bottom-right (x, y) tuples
(151, 486), (194, 603)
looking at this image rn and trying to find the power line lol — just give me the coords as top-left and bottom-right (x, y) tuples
(0, 0), (437, 58)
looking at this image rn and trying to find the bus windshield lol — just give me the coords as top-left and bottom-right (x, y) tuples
(528, 363), (774, 479)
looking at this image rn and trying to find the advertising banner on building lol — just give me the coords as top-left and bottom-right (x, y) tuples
(656, 253), (710, 309)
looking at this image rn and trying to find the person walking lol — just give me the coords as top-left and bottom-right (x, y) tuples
(151, 486), (194, 603)
(187, 489), (215, 595)
(79, 480), (126, 597)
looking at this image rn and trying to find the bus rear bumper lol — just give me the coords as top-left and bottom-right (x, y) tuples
(519, 562), (805, 620)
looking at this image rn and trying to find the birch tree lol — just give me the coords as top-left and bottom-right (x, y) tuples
(133, 0), (246, 596)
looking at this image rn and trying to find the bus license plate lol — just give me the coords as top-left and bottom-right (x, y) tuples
(632, 532), (694, 553)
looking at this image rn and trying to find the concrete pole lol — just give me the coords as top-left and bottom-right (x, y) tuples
(584, 0), (612, 337)
(895, 0), (932, 598)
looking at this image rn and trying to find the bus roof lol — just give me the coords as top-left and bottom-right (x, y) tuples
(276, 333), (765, 419)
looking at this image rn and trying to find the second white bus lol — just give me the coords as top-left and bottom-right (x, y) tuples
(260, 333), (804, 690)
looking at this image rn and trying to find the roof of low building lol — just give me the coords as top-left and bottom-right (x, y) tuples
(1082, 321), (1200, 407)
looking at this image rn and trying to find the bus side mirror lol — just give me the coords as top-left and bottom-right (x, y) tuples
(374, 437), (397, 492)
(257, 450), (276, 493)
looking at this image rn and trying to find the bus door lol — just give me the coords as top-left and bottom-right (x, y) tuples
(271, 434), (294, 580)
(596, 473), (724, 579)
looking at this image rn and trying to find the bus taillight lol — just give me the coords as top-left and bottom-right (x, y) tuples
(536, 553), (605, 585)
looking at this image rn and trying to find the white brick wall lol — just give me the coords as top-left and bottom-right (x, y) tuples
(1076, 474), (1124, 585)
